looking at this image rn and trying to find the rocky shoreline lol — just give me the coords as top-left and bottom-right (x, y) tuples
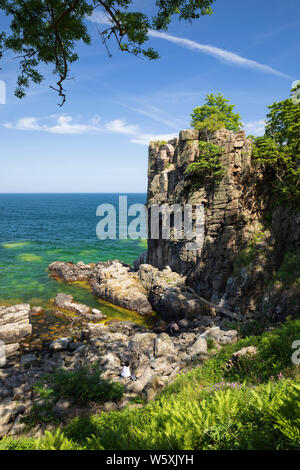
(49, 259), (239, 321)
(0, 305), (238, 438)
(7, 242), (284, 441)
(0, 257), (245, 438)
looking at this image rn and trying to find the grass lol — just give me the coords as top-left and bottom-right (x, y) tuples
(1, 318), (300, 450)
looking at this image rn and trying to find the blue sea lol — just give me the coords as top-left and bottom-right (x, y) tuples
(0, 194), (148, 338)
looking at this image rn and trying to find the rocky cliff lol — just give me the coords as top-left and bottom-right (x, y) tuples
(144, 129), (300, 322)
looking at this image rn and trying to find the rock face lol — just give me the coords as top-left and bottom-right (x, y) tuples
(0, 305), (32, 358)
(143, 129), (300, 321)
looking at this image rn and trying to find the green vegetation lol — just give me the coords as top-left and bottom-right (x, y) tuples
(186, 93), (243, 186)
(252, 90), (300, 209)
(0, 0), (215, 104)
(185, 141), (225, 186)
(22, 404), (59, 430)
(32, 364), (124, 406)
(151, 140), (168, 146)
(274, 250), (300, 288)
(1, 319), (300, 450)
(233, 227), (266, 272)
(191, 93), (242, 133)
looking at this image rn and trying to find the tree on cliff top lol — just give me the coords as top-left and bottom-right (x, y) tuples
(0, 0), (215, 105)
(252, 88), (300, 208)
(191, 93), (242, 133)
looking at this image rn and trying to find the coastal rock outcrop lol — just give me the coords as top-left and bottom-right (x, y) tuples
(0, 305), (32, 358)
(49, 261), (93, 282)
(49, 260), (153, 316)
(144, 129), (300, 321)
(53, 293), (107, 321)
(91, 260), (153, 316)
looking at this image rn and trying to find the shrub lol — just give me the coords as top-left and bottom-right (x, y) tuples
(185, 141), (225, 185)
(34, 365), (124, 406)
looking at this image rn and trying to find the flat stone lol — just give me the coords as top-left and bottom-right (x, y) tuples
(49, 337), (72, 352)
(154, 333), (177, 358)
(20, 353), (38, 369)
(103, 402), (118, 412)
(179, 129), (199, 140)
(0, 384), (11, 399)
(187, 337), (207, 357)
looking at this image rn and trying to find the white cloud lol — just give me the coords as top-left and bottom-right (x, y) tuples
(3, 114), (177, 145)
(88, 12), (293, 80)
(147, 30), (293, 80)
(243, 119), (266, 136)
(131, 133), (177, 145)
(4, 115), (103, 135)
(118, 102), (184, 130)
(88, 11), (112, 26)
(87, 13), (292, 79)
(104, 119), (139, 135)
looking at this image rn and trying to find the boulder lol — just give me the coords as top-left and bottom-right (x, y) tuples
(20, 353), (38, 370)
(127, 333), (157, 359)
(30, 306), (44, 317)
(49, 337), (72, 352)
(0, 305), (32, 352)
(179, 129), (199, 140)
(103, 402), (118, 412)
(226, 346), (258, 369)
(91, 260), (152, 316)
(154, 333), (177, 358)
(151, 357), (173, 376)
(54, 293), (106, 321)
(187, 337), (207, 358)
(0, 384), (11, 400)
(219, 330), (238, 345)
(49, 261), (93, 282)
(101, 352), (121, 369)
(127, 371), (153, 393)
(87, 323), (108, 337)
(200, 327), (238, 345)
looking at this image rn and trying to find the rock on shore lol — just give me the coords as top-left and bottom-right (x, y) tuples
(0, 313), (238, 437)
(91, 261), (153, 316)
(49, 260), (238, 322)
(49, 260), (153, 316)
(54, 293), (107, 321)
(0, 305), (32, 357)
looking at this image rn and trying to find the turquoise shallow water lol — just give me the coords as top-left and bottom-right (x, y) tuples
(0, 194), (149, 335)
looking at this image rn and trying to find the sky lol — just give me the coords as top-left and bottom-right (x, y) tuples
(0, 0), (299, 193)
